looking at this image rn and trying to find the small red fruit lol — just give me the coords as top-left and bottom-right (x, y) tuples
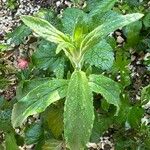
(18, 58), (29, 70)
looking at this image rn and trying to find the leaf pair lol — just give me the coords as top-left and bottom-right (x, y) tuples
(12, 71), (121, 149)
(21, 11), (143, 70)
(80, 13), (144, 53)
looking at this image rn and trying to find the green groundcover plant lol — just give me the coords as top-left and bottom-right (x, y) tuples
(10, 0), (146, 149)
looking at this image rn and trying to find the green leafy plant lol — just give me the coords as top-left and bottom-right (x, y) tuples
(11, 0), (144, 149)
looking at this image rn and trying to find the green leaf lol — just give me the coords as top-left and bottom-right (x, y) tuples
(88, 10), (121, 32)
(64, 71), (94, 150)
(42, 105), (64, 139)
(56, 42), (75, 54)
(12, 79), (68, 127)
(81, 13), (144, 52)
(101, 99), (110, 111)
(114, 100), (130, 125)
(89, 74), (121, 110)
(35, 9), (54, 22)
(86, 0), (117, 13)
(32, 40), (65, 72)
(35, 9), (62, 30)
(6, 0), (18, 9)
(53, 58), (65, 79)
(88, 0), (117, 17)
(16, 78), (50, 100)
(114, 94), (144, 128)
(143, 13), (150, 28)
(93, 10), (121, 27)
(127, 106), (144, 128)
(91, 113), (112, 142)
(84, 40), (114, 70)
(73, 16), (88, 46)
(21, 15), (69, 44)
(124, 0), (140, 6)
(112, 50), (131, 89)
(7, 24), (31, 46)
(141, 85), (150, 105)
(25, 122), (43, 145)
(125, 21), (142, 47)
(5, 132), (19, 150)
(42, 139), (63, 150)
(61, 8), (86, 35)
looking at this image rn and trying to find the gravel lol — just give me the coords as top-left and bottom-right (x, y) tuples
(0, 0), (41, 43)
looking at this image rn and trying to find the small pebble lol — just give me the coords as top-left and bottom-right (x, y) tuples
(117, 36), (125, 44)
(115, 31), (122, 36)
(87, 143), (97, 149)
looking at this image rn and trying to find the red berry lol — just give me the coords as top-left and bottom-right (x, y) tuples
(18, 59), (29, 70)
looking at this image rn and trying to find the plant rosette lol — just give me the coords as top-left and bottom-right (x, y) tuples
(11, 0), (144, 149)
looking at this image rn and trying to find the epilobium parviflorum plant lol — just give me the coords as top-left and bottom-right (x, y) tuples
(11, 0), (144, 149)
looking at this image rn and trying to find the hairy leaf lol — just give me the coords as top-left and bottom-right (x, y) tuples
(16, 78), (50, 100)
(86, 0), (116, 12)
(91, 10), (121, 29)
(88, 0), (117, 17)
(32, 40), (62, 71)
(54, 58), (65, 79)
(56, 42), (75, 54)
(89, 74), (121, 110)
(88, 10), (121, 32)
(73, 16), (88, 47)
(21, 15), (69, 44)
(64, 71), (94, 150)
(81, 13), (144, 52)
(12, 79), (68, 127)
(84, 40), (114, 70)
(61, 8), (86, 34)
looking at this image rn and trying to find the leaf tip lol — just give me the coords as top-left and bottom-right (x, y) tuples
(135, 13), (144, 19)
